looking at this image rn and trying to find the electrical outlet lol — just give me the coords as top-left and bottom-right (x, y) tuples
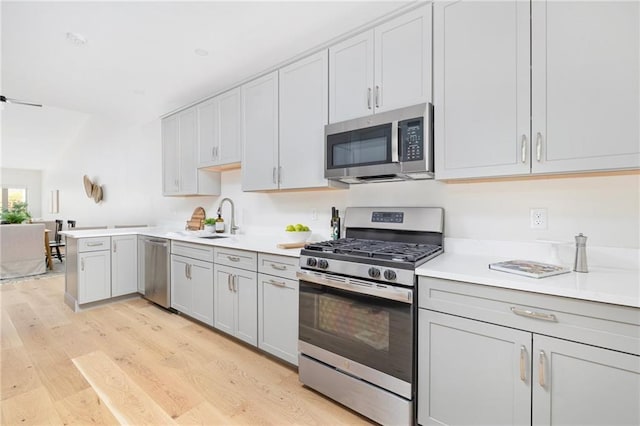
(530, 208), (548, 230)
(311, 209), (318, 221)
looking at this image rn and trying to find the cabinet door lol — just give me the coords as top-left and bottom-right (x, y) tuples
(533, 335), (640, 426)
(217, 87), (242, 165)
(170, 255), (192, 314)
(111, 235), (138, 297)
(78, 251), (111, 304)
(189, 259), (214, 327)
(531, 1), (640, 174)
(279, 51), (329, 190)
(178, 107), (198, 194)
(234, 269), (258, 346)
(434, 0), (531, 179)
(374, 4), (431, 113)
(162, 115), (180, 195)
(241, 71), (279, 191)
(214, 265), (236, 336)
(197, 98), (218, 167)
(258, 273), (298, 365)
(329, 30), (374, 123)
(418, 310), (531, 426)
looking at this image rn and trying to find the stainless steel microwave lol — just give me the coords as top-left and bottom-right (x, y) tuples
(324, 103), (433, 184)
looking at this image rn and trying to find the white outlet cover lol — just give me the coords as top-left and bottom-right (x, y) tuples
(530, 208), (548, 230)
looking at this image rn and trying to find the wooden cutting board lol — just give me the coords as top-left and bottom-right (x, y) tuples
(276, 242), (307, 249)
(186, 207), (206, 230)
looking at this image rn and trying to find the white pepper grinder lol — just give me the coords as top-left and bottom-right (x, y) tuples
(573, 233), (588, 273)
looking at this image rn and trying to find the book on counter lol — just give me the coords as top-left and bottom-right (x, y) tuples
(488, 259), (571, 279)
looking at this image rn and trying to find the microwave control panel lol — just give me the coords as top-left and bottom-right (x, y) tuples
(400, 118), (424, 161)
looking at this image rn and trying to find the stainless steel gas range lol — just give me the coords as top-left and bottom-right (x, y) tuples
(297, 207), (444, 425)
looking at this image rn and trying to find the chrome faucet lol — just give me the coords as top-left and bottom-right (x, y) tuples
(217, 197), (239, 235)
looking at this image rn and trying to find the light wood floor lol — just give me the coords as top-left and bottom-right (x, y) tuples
(1, 275), (373, 425)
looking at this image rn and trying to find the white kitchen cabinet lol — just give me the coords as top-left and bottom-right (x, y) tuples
(197, 87), (242, 169)
(214, 264), (258, 346)
(111, 235), (138, 297)
(434, 0), (640, 180)
(329, 4), (431, 123)
(162, 107), (221, 196)
(77, 237), (112, 304)
(257, 253), (300, 365)
(419, 310), (531, 425)
(418, 277), (640, 426)
(170, 242), (214, 326)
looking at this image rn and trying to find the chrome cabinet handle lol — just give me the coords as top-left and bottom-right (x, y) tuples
(270, 263), (287, 271)
(375, 85), (380, 108)
(536, 132), (542, 162)
(81, 258), (85, 271)
(232, 275), (237, 292)
(184, 263), (189, 279)
(272, 167), (276, 184)
(86, 242), (103, 247)
(113, 241), (117, 253)
(227, 273), (232, 291)
(367, 88), (372, 109)
(278, 166), (282, 185)
(521, 134), (527, 163)
(520, 345), (527, 382)
(510, 307), (557, 322)
(539, 350), (546, 387)
(269, 279), (287, 287)
(227, 255), (240, 262)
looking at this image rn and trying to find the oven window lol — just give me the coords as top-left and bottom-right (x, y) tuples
(299, 280), (413, 383)
(327, 123), (392, 169)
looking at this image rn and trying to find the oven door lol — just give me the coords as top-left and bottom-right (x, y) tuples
(297, 270), (414, 398)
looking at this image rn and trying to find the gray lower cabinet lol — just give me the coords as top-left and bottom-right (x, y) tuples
(111, 235), (138, 297)
(170, 241), (214, 326)
(257, 253), (300, 365)
(213, 247), (258, 346)
(418, 277), (640, 426)
(78, 247), (111, 304)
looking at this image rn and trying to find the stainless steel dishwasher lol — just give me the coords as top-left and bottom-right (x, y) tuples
(140, 236), (171, 308)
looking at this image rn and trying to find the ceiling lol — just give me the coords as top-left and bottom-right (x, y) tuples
(0, 0), (411, 170)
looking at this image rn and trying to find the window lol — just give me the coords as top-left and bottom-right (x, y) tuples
(1, 187), (27, 211)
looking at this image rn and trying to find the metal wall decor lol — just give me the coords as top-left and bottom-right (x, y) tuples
(82, 175), (104, 203)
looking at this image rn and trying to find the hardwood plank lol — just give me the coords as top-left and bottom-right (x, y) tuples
(54, 387), (119, 425)
(28, 346), (90, 402)
(1, 309), (23, 349)
(72, 350), (177, 425)
(175, 400), (239, 425)
(0, 346), (42, 401)
(0, 386), (63, 425)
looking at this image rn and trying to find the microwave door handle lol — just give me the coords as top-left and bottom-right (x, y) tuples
(391, 120), (399, 163)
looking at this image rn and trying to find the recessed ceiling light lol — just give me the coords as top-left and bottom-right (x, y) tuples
(66, 32), (87, 46)
(194, 48), (209, 57)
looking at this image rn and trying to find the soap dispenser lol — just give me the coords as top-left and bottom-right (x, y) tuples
(573, 233), (588, 273)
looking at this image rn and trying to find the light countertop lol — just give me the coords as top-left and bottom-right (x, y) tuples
(61, 227), (304, 258)
(416, 251), (640, 308)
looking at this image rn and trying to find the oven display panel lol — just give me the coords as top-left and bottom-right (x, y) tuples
(371, 211), (404, 223)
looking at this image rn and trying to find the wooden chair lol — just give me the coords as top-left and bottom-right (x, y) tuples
(49, 219), (65, 262)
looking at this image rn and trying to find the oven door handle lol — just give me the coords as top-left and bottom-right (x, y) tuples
(297, 270), (412, 304)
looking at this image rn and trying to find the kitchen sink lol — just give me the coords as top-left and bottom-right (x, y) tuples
(198, 235), (228, 239)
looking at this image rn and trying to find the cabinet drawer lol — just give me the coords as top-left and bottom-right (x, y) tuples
(171, 241), (214, 262)
(78, 237), (111, 252)
(419, 277), (640, 356)
(215, 247), (257, 271)
(258, 253), (299, 280)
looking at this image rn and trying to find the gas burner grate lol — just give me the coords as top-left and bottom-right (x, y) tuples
(305, 238), (441, 263)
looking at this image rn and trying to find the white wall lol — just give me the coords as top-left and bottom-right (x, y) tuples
(0, 168), (43, 218)
(41, 117), (640, 249)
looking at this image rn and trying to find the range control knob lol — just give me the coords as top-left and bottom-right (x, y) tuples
(368, 267), (381, 278)
(306, 257), (317, 267)
(317, 259), (329, 269)
(384, 269), (397, 281)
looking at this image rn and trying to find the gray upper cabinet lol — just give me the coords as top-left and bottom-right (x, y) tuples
(435, 0), (640, 180)
(197, 87), (242, 169)
(162, 107), (221, 196)
(241, 71), (279, 192)
(329, 4), (432, 123)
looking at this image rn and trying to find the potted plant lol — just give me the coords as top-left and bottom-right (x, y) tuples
(203, 217), (216, 233)
(1, 202), (31, 224)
